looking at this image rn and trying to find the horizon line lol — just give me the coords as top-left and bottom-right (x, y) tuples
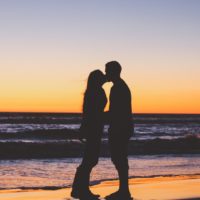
(0, 111), (200, 115)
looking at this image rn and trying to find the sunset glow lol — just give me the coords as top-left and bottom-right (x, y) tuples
(0, 0), (200, 113)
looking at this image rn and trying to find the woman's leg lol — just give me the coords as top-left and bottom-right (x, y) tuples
(71, 135), (101, 197)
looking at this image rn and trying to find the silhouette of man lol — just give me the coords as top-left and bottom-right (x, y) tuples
(105, 61), (133, 200)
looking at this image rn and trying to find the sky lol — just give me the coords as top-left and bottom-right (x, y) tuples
(0, 0), (200, 113)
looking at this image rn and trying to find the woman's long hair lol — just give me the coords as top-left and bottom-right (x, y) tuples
(83, 70), (104, 113)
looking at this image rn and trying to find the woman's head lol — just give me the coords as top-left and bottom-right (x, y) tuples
(83, 70), (106, 112)
(86, 70), (106, 89)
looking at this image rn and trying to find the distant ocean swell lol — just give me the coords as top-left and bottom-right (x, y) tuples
(0, 123), (200, 140)
(1, 113), (200, 124)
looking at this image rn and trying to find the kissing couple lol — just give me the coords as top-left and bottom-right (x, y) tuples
(71, 61), (133, 200)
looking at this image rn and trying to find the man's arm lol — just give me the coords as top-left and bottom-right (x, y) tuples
(103, 111), (110, 124)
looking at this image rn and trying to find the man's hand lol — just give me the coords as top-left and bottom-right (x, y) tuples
(103, 111), (110, 123)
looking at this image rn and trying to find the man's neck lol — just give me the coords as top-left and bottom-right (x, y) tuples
(113, 77), (122, 85)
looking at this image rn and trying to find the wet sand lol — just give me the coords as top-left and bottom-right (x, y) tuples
(0, 175), (200, 200)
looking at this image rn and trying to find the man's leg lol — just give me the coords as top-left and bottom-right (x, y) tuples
(115, 137), (130, 193)
(106, 136), (132, 199)
(117, 154), (129, 193)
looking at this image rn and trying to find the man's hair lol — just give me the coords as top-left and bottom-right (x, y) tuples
(105, 61), (122, 74)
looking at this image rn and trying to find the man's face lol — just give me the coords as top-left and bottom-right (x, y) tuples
(101, 74), (107, 85)
(105, 67), (113, 82)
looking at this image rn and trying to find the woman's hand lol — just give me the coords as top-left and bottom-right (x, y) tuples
(78, 123), (88, 143)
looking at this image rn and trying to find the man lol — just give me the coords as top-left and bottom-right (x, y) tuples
(105, 61), (133, 200)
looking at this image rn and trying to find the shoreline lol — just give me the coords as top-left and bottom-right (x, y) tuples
(1, 175), (200, 200)
(1, 174), (200, 191)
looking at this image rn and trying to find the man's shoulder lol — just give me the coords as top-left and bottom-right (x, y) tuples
(111, 79), (131, 90)
(119, 79), (131, 93)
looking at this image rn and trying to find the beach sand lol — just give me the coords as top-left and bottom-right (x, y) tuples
(0, 175), (200, 200)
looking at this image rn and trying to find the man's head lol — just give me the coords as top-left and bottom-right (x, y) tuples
(105, 61), (122, 82)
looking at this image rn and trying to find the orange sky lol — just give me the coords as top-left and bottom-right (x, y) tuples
(1, 65), (200, 114)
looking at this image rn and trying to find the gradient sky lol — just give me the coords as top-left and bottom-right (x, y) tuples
(0, 0), (200, 113)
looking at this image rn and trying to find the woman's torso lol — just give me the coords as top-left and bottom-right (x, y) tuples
(81, 88), (107, 136)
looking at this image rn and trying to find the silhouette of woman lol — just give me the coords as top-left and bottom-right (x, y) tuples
(71, 70), (107, 199)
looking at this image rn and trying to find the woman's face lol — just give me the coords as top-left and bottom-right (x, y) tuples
(88, 70), (107, 88)
(99, 73), (107, 86)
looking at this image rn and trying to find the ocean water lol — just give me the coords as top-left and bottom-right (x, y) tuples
(0, 113), (200, 189)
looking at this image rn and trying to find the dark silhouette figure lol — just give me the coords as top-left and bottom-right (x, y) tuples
(105, 61), (133, 200)
(71, 70), (107, 200)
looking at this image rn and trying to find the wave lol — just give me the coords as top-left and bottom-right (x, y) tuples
(0, 129), (80, 140)
(0, 135), (200, 159)
(1, 124), (199, 142)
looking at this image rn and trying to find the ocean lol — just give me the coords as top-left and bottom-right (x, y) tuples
(0, 112), (200, 189)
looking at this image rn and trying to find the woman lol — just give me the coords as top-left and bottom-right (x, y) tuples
(71, 70), (107, 199)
